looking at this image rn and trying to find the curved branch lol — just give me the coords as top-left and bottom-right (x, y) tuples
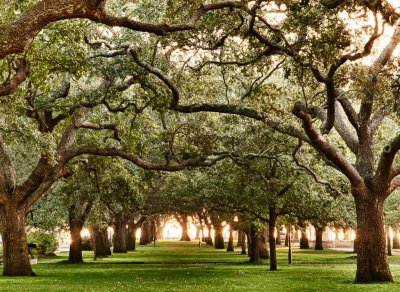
(292, 140), (341, 195)
(80, 122), (122, 142)
(67, 146), (229, 171)
(292, 103), (363, 187)
(0, 0), (244, 59)
(0, 58), (30, 97)
(130, 49), (309, 141)
(375, 134), (400, 192)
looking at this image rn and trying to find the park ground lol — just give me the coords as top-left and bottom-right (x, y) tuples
(2, 241), (400, 291)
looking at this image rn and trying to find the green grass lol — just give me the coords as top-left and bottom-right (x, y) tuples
(2, 241), (400, 291)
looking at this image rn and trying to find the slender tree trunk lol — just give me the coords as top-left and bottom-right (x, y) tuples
(387, 225), (392, 256)
(195, 225), (200, 240)
(315, 226), (324, 250)
(205, 224), (213, 245)
(354, 196), (392, 283)
(393, 224), (400, 249)
(214, 224), (225, 249)
(284, 231), (289, 247)
(275, 226), (281, 245)
(113, 221), (127, 253)
(68, 218), (84, 263)
(268, 215), (277, 271)
(237, 230), (242, 246)
(156, 219), (164, 240)
(227, 227), (234, 252)
(0, 204), (34, 276)
(241, 230), (246, 255)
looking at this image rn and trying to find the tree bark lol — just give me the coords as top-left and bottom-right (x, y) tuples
(299, 222), (310, 249)
(91, 227), (111, 258)
(241, 230), (246, 255)
(214, 224), (225, 249)
(268, 215), (277, 271)
(393, 224), (400, 249)
(68, 218), (84, 263)
(205, 224), (213, 246)
(275, 226), (281, 245)
(354, 196), (392, 282)
(227, 227), (234, 252)
(260, 228), (269, 259)
(140, 222), (151, 245)
(315, 226), (324, 250)
(126, 222), (138, 251)
(0, 204), (34, 276)
(237, 230), (242, 246)
(113, 221), (127, 253)
(387, 226), (392, 256)
(179, 217), (191, 241)
(248, 224), (261, 263)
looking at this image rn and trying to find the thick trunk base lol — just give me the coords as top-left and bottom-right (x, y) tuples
(1, 205), (34, 276)
(354, 196), (392, 283)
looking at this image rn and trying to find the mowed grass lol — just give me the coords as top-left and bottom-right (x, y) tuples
(2, 241), (400, 291)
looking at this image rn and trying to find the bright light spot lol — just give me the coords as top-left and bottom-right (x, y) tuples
(338, 230), (344, 240)
(163, 219), (182, 239)
(80, 228), (90, 238)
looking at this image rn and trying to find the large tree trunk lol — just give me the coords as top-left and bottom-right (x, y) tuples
(205, 224), (213, 246)
(140, 222), (151, 245)
(260, 228), (269, 259)
(179, 217), (191, 241)
(314, 226), (324, 250)
(227, 227), (234, 252)
(91, 227), (111, 258)
(299, 222), (310, 249)
(248, 224), (261, 263)
(214, 224), (225, 249)
(126, 222), (138, 251)
(354, 196), (392, 282)
(113, 221), (127, 253)
(0, 204), (34, 276)
(268, 213), (277, 271)
(68, 218), (84, 263)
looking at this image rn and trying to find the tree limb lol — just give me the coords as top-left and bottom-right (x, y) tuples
(80, 122), (122, 142)
(0, 0), (244, 59)
(292, 104), (364, 187)
(0, 58), (30, 97)
(292, 140), (342, 195)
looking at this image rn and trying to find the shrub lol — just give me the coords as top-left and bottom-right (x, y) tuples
(27, 230), (59, 256)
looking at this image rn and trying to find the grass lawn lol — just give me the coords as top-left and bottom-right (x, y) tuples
(2, 241), (400, 291)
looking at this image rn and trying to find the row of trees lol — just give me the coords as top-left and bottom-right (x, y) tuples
(1, 0), (400, 283)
